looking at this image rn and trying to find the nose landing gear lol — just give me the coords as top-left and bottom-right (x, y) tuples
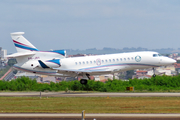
(152, 68), (156, 77)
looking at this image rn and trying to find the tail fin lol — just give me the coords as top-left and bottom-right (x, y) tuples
(11, 32), (39, 52)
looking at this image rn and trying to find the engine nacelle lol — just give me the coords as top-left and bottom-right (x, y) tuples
(51, 50), (66, 57)
(38, 59), (61, 68)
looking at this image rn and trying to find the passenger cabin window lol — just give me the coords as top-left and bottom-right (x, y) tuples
(75, 62), (77, 65)
(109, 59), (111, 62)
(94, 60), (96, 64)
(79, 62), (81, 65)
(105, 59), (108, 62)
(86, 61), (88, 64)
(102, 60), (104, 63)
(83, 61), (85, 64)
(131, 57), (133, 60)
(128, 58), (130, 60)
(116, 58), (119, 61)
(120, 58), (122, 61)
(113, 59), (115, 62)
(90, 61), (92, 64)
(124, 58), (126, 61)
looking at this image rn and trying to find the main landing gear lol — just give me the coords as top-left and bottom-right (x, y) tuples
(80, 73), (90, 85)
(80, 79), (88, 85)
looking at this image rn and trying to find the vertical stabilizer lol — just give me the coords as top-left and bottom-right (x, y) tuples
(11, 32), (39, 52)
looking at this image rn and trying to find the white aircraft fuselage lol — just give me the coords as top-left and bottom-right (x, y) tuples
(8, 32), (176, 84)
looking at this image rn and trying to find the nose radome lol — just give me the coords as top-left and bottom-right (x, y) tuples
(161, 58), (176, 66)
(167, 58), (176, 64)
(171, 59), (176, 64)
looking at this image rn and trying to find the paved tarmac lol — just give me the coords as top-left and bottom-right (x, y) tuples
(0, 92), (180, 97)
(1, 113), (180, 117)
(1, 113), (180, 120)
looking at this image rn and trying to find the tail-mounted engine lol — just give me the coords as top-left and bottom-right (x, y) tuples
(51, 50), (66, 57)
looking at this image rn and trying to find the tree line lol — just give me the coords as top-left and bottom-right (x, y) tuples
(0, 75), (180, 92)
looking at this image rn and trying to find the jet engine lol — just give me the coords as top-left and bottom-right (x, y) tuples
(51, 50), (66, 57)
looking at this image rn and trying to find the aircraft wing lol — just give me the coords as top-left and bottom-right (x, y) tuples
(53, 68), (92, 73)
(53, 67), (114, 73)
(6, 52), (35, 58)
(40, 60), (121, 73)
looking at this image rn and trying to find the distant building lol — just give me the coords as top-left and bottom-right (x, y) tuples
(134, 65), (176, 79)
(1, 49), (7, 59)
(174, 63), (180, 74)
(0, 47), (8, 67)
(14, 71), (39, 80)
(133, 70), (151, 79)
(14, 71), (58, 83)
(137, 75), (151, 79)
(136, 70), (148, 76)
(37, 76), (56, 83)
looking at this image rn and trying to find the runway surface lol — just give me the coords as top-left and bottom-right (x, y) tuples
(0, 92), (180, 97)
(1, 113), (180, 120)
(1, 113), (180, 117)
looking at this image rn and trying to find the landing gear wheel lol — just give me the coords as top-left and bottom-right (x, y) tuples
(152, 68), (156, 77)
(80, 79), (88, 85)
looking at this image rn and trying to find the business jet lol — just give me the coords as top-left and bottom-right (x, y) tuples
(7, 32), (176, 84)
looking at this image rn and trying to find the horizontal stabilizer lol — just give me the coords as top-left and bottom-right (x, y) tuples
(6, 52), (35, 58)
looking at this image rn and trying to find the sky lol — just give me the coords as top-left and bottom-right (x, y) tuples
(1, 0), (180, 53)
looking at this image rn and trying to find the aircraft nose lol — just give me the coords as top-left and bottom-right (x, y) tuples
(171, 59), (177, 64)
(166, 58), (176, 65)
(160, 57), (176, 66)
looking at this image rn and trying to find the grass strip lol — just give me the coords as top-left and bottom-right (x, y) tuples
(0, 97), (180, 113)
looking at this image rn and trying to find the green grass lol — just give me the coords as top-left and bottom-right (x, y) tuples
(0, 97), (180, 113)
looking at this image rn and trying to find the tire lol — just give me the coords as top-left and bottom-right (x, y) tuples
(80, 79), (88, 85)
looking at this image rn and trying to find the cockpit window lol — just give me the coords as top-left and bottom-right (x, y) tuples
(153, 54), (162, 57)
(153, 54), (158, 57)
(158, 54), (162, 56)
